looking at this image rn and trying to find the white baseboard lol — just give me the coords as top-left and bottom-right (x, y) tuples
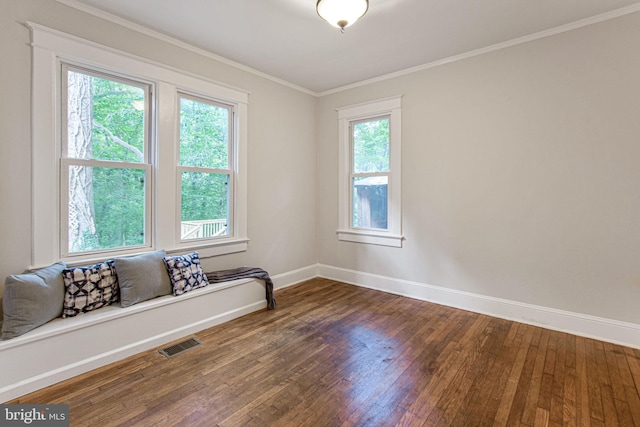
(317, 264), (640, 349)
(4, 263), (637, 403)
(272, 264), (319, 290)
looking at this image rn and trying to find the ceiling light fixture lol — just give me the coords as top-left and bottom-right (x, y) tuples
(316, 0), (369, 33)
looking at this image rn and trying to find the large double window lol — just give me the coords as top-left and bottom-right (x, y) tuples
(31, 23), (248, 266)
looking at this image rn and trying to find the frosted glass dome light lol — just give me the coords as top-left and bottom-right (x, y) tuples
(316, 0), (369, 32)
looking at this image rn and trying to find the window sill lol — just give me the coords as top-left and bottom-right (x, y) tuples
(169, 238), (249, 259)
(34, 239), (249, 270)
(336, 230), (404, 248)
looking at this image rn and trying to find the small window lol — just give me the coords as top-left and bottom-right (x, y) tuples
(178, 94), (233, 241)
(61, 65), (152, 256)
(337, 97), (403, 247)
(351, 116), (390, 230)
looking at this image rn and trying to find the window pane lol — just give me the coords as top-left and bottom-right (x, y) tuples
(180, 97), (229, 169)
(67, 70), (146, 162)
(68, 166), (145, 253)
(352, 176), (388, 230)
(353, 117), (389, 173)
(181, 172), (229, 240)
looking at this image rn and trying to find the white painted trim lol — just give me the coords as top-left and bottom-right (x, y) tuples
(318, 4), (640, 96)
(336, 96), (402, 118)
(170, 240), (249, 259)
(0, 278), (252, 351)
(28, 22), (250, 102)
(272, 264), (320, 290)
(28, 23), (250, 266)
(337, 97), (403, 246)
(0, 278), (265, 402)
(4, 261), (637, 402)
(0, 300), (259, 403)
(317, 264), (640, 350)
(336, 230), (404, 247)
(50, 1), (640, 97)
(0, 265), (318, 402)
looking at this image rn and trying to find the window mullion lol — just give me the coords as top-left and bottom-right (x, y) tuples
(62, 158), (150, 169)
(178, 165), (231, 175)
(351, 171), (390, 179)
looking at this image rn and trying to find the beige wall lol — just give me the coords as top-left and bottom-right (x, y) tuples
(317, 12), (640, 324)
(1, 0), (639, 327)
(0, 0), (318, 290)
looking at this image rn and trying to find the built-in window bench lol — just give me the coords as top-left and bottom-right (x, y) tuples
(0, 277), (267, 402)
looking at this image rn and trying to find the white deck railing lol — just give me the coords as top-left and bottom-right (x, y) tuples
(181, 219), (227, 240)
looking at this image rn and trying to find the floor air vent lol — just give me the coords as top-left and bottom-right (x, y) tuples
(158, 337), (202, 358)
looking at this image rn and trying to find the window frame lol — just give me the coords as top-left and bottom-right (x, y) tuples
(30, 22), (249, 267)
(350, 115), (391, 231)
(60, 64), (154, 257)
(337, 96), (403, 247)
(176, 92), (235, 243)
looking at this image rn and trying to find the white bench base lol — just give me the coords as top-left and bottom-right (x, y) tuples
(0, 278), (266, 402)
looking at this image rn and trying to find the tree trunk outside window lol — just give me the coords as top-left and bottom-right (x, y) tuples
(67, 71), (97, 251)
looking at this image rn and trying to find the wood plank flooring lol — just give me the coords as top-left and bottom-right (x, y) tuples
(9, 278), (640, 426)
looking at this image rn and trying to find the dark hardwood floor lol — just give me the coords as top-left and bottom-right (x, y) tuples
(10, 278), (640, 426)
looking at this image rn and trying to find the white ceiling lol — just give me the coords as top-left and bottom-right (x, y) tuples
(62, 0), (640, 94)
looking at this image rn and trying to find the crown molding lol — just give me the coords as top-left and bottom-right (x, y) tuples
(55, 0), (317, 96)
(317, 3), (640, 96)
(56, 0), (640, 97)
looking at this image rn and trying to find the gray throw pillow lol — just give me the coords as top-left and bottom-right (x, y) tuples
(115, 250), (172, 308)
(2, 262), (67, 340)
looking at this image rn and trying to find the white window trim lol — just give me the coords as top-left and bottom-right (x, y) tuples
(336, 96), (403, 247)
(59, 64), (154, 258)
(176, 93), (235, 244)
(29, 22), (249, 267)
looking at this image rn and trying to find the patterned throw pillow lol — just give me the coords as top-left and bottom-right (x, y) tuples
(162, 252), (209, 296)
(62, 261), (119, 318)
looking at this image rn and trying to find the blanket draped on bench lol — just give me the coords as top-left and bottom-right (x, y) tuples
(205, 267), (276, 310)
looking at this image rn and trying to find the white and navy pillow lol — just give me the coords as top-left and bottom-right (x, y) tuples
(62, 261), (119, 318)
(162, 252), (209, 296)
